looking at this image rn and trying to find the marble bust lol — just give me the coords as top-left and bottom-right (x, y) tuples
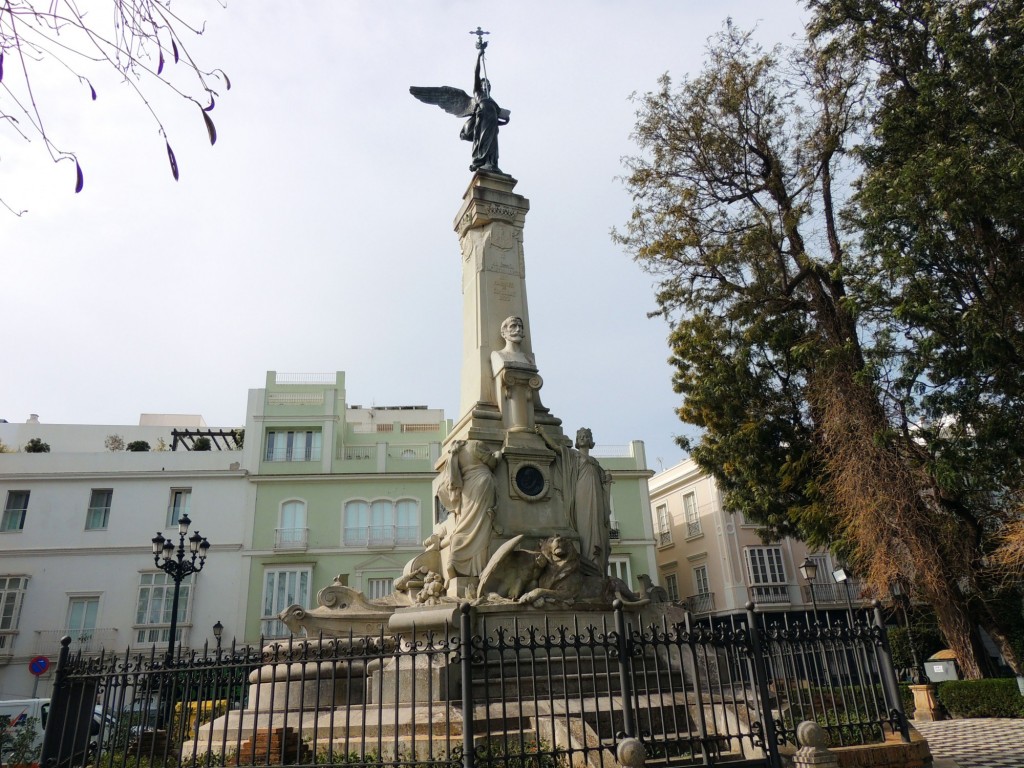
(490, 316), (536, 374)
(490, 316), (541, 432)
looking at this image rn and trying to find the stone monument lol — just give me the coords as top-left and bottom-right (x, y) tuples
(281, 33), (642, 641)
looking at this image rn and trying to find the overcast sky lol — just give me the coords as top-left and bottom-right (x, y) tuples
(2, 1), (808, 471)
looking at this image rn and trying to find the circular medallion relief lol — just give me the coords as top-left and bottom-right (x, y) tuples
(514, 465), (545, 498)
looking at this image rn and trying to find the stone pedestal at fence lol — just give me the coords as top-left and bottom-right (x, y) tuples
(908, 683), (943, 722)
(793, 722), (840, 768)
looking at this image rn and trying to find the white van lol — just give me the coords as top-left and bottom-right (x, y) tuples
(0, 698), (112, 762)
(0, 698), (48, 763)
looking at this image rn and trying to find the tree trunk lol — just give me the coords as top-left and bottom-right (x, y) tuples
(809, 361), (993, 679)
(928, 589), (991, 679)
(976, 609), (1023, 676)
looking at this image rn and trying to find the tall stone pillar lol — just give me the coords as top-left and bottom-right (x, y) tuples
(450, 172), (560, 443)
(432, 173), (573, 594)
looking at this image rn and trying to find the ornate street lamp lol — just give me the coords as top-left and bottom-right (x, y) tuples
(150, 513), (210, 666)
(890, 581), (927, 683)
(212, 620), (224, 656)
(799, 557), (820, 626)
(832, 567), (856, 627)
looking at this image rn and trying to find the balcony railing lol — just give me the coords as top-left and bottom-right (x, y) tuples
(274, 527), (309, 551)
(344, 526), (420, 548)
(685, 520), (702, 537)
(658, 530), (673, 546)
(387, 444), (429, 460)
(343, 445), (376, 461)
(0, 630), (18, 655)
(686, 592), (715, 614)
(803, 580), (868, 605)
(35, 628), (118, 656)
(751, 584), (792, 605)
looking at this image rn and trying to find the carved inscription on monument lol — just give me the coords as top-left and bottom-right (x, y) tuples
(493, 277), (516, 302)
(488, 204), (519, 221)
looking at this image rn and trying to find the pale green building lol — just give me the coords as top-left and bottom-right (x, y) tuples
(241, 371), (449, 639)
(240, 371), (657, 642)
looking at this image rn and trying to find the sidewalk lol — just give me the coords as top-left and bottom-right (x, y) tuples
(913, 718), (1024, 768)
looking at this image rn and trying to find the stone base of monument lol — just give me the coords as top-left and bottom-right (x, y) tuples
(246, 658), (367, 711)
(445, 576), (478, 600)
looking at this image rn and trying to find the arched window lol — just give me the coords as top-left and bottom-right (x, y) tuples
(344, 500), (369, 546)
(276, 500), (307, 549)
(395, 499), (419, 545)
(343, 498), (420, 548)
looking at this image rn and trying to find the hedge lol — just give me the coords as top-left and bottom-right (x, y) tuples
(936, 679), (1024, 718)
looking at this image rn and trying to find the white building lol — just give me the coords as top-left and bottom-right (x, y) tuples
(0, 416), (250, 699)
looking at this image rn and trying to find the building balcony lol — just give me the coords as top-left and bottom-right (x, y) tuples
(275, 527), (309, 551)
(802, 580), (868, 606)
(34, 628), (119, 656)
(344, 526), (420, 549)
(685, 592), (715, 615)
(751, 584), (792, 605)
(0, 630), (18, 661)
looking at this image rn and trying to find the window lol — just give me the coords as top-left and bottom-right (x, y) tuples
(608, 556), (632, 587)
(67, 596), (99, 643)
(688, 567), (715, 613)
(745, 547), (786, 585)
(665, 574), (679, 602)
(694, 565), (710, 596)
(808, 554), (829, 581)
(86, 489), (113, 530)
(135, 573), (192, 644)
(0, 576), (28, 651)
(262, 568), (311, 637)
(343, 499), (420, 547)
(2, 491), (29, 532)
(168, 489), (191, 527)
(656, 504), (672, 545)
(434, 496), (449, 525)
(265, 430), (322, 462)
(275, 500), (308, 549)
(745, 546), (789, 604)
(683, 492), (701, 537)
(366, 578), (394, 600)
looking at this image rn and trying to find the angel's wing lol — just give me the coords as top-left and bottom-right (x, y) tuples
(409, 86), (475, 118)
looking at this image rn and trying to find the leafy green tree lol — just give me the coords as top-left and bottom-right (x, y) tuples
(23, 438), (50, 453)
(810, 0), (1024, 677)
(616, 20), (1008, 677)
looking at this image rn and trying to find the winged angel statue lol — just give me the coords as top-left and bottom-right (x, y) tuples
(411, 48), (510, 174)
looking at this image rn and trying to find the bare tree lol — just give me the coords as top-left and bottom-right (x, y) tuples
(1, 0), (229, 213)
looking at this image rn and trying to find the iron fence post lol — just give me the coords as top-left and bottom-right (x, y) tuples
(745, 602), (782, 768)
(38, 636), (95, 768)
(38, 637), (72, 768)
(613, 599), (637, 739)
(460, 602), (475, 768)
(872, 600), (910, 742)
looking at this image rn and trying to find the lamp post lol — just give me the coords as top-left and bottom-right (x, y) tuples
(832, 567), (856, 627)
(890, 581), (927, 683)
(213, 620), (224, 657)
(799, 557), (819, 626)
(150, 514), (210, 666)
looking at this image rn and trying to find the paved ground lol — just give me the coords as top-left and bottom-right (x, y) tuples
(913, 718), (1024, 768)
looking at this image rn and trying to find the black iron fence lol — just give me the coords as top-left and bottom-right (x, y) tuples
(37, 601), (907, 768)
